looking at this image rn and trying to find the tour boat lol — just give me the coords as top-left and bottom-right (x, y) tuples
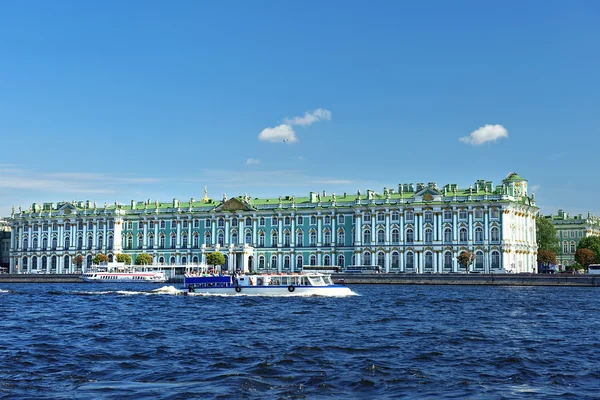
(81, 263), (167, 283)
(182, 272), (354, 296)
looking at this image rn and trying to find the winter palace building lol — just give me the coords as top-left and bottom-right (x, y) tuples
(8, 172), (538, 274)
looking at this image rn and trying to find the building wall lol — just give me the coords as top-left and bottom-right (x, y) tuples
(8, 173), (539, 274)
(545, 210), (600, 267)
(0, 220), (11, 271)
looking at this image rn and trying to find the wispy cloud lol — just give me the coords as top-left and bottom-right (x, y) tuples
(459, 124), (508, 145)
(258, 108), (332, 144)
(284, 108), (332, 126)
(245, 158), (260, 165)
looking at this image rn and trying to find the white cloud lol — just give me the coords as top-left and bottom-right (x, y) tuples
(246, 158), (260, 165)
(297, 156), (304, 161)
(459, 124), (508, 145)
(258, 124), (297, 143)
(284, 108), (332, 126)
(258, 108), (332, 144)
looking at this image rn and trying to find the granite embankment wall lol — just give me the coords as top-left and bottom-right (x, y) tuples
(333, 273), (600, 286)
(0, 274), (83, 283)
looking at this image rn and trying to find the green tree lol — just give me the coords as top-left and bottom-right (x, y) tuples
(456, 251), (476, 273)
(577, 236), (600, 263)
(73, 255), (84, 270)
(116, 253), (132, 265)
(574, 248), (596, 270)
(92, 253), (109, 265)
(537, 249), (557, 267)
(206, 252), (225, 270)
(536, 216), (560, 255)
(135, 253), (153, 265)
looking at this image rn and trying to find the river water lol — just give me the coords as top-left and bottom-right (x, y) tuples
(1, 283), (599, 399)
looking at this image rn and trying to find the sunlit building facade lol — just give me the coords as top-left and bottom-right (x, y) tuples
(544, 210), (600, 267)
(8, 173), (538, 274)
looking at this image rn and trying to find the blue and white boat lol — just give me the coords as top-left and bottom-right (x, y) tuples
(183, 272), (354, 296)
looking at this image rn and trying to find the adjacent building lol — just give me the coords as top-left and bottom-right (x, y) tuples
(544, 210), (600, 267)
(0, 219), (10, 272)
(7, 172), (538, 274)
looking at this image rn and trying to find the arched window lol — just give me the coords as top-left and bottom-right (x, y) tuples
(192, 256), (199, 264)
(51, 255), (57, 271)
(170, 256), (176, 265)
(270, 255), (277, 270)
(64, 255), (70, 272)
(475, 251), (484, 269)
(284, 255), (290, 269)
(32, 256), (38, 270)
(324, 230), (331, 246)
(170, 234), (176, 248)
(363, 229), (371, 244)
(310, 216), (316, 225)
(406, 228), (414, 243)
(108, 235), (113, 250)
(284, 231), (290, 246)
(245, 231), (252, 244)
(324, 215), (331, 224)
(406, 252), (414, 270)
(97, 235), (103, 249)
(86, 255), (92, 268)
(309, 231), (317, 246)
(42, 256), (48, 270)
(324, 254), (331, 266)
(444, 228), (452, 243)
(182, 233), (188, 248)
(32, 237), (38, 249)
(42, 236), (48, 250)
(391, 229), (399, 244)
(64, 236), (70, 250)
(491, 251), (500, 269)
(271, 231), (278, 246)
(424, 228), (433, 243)
(77, 236), (83, 249)
(491, 227), (500, 242)
(459, 227), (468, 242)
(377, 229), (385, 244)
(391, 252), (399, 269)
(284, 217), (290, 225)
(377, 252), (384, 268)
(87, 235), (93, 249)
(259, 255), (265, 269)
(363, 251), (372, 265)
(137, 234), (143, 249)
(444, 252), (453, 270)
(475, 227), (483, 243)
(218, 232), (224, 246)
(296, 255), (303, 269)
(296, 231), (303, 247)
(310, 254), (317, 265)
(424, 210), (433, 223)
(338, 229), (345, 245)
(205, 232), (211, 246)
(160, 234), (166, 248)
(245, 217), (252, 226)
(218, 218), (224, 228)
(297, 215), (303, 225)
(182, 256), (187, 265)
(259, 217), (265, 226)
(126, 235), (133, 249)
(231, 232), (238, 245)
(570, 241), (576, 253)
(191, 233), (198, 248)
(149, 234), (155, 248)
(425, 252), (433, 270)
(158, 256), (165, 264)
(259, 232), (265, 247)
(52, 237), (58, 250)
(338, 254), (345, 268)
(232, 218), (238, 227)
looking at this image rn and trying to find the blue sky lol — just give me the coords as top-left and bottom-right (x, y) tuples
(1, 1), (599, 218)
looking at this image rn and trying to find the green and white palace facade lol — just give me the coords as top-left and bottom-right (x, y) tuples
(8, 173), (538, 274)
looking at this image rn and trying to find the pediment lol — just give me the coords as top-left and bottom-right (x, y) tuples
(413, 187), (442, 202)
(57, 203), (77, 215)
(213, 197), (255, 212)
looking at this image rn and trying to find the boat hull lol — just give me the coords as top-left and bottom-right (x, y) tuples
(182, 285), (354, 296)
(81, 275), (167, 283)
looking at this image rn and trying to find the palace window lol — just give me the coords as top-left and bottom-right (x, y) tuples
(246, 217), (252, 227)
(444, 252), (453, 270)
(77, 236), (83, 249)
(391, 229), (399, 244)
(245, 231), (252, 244)
(232, 218), (238, 227)
(338, 229), (345, 245)
(475, 251), (484, 269)
(424, 211), (433, 223)
(563, 241), (568, 253)
(205, 232), (211, 245)
(444, 228), (452, 243)
(490, 208), (499, 219)
(459, 227), (468, 242)
(160, 220), (166, 229)
(205, 218), (211, 227)
(149, 221), (155, 229)
(391, 212), (399, 222)
(182, 220), (188, 229)
(474, 209), (483, 219)
(297, 216), (303, 225)
(363, 252), (372, 265)
(377, 229), (385, 244)
(284, 231), (290, 246)
(324, 255), (331, 266)
(296, 231), (303, 247)
(406, 211), (414, 221)
(33, 237), (38, 249)
(171, 220), (177, 229)
(475, 227), (483, 243)
(406, 228), (414, 244)
(149, 235), (155, 248)
(170, 234), (176, 248)
(87, 236), (93, 249)
(424, 228), (433, 244)
(391, 252), (399, 269)
(138, 235), (143, 249)
(459, 209), (467, 220)
(338, 215), (344, 224)
(363, 229), (371, 244)
(310, 216), (317, 225)
(192, 234), (198, 248)
(284, 255), (290, 269)
(160, 234), (165, 248)
(338, 254), (345, 268)
(296, 255), (303, 270)
(377, 252), (385, 268)
(324, 231), (331, 246)
(284, 217), (290, 225)
(182, 234), (188, 248)
(259, 232), (265, 247)
(406, 252), (414, 270)
(310, 254), (316, 266)
(218, 232), (224, 246)
(271, 255), (277, 269)
(363, 214), (371, 223)
(272, 216), (278, 225)
(570, 241), (576, 253)
(444, 209), (452, 221)
(271, 232), (278, 246)
(97, 235), (103, 249)
(218, 218), (224, 228)
(491, 227), (500, 242)
(259, 217), (265, 226)
(425, 252), (433, 270)
(42, 237), (48, 250)
(309, 231), (317, 246)
(491, 251), (500, 269)
(231, 232), (238, 245)
(88, 221), (93, 230)
(324, 215), (331, 224)
(377, 212), (385, 222)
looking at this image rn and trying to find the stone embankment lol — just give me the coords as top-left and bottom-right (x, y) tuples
(0, 274), (83, 283)
(334, 273), (600, 286)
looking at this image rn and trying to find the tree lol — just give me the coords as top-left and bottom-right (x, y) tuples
(116, 253), (132, 265)
(567, 262), (585, 272)
(536, 216), (559, 255)
(577, 236), (600, 263)
(206, 252), (225, 270)
(92, 253), (109, 265)
(575, 248), (596, 270)
(135, 253), (153, 265)
(537, 249), (557, 267)
(456, 251), (476, 273)
(73, 255), (84, 270)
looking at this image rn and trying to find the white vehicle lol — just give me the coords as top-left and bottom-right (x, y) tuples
(81, 263), (167, 283)
(588, 264), (600, 274)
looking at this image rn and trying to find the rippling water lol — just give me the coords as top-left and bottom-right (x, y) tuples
(1, 283), (600, 399)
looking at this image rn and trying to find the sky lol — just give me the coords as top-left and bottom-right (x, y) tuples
(1, 1), (599, 218)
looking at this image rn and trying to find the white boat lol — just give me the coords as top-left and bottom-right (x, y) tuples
(81, 263), (167, 283)
(182, 272), (354, 296)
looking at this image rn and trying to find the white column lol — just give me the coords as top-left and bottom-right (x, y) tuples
(291, 216), (296, 246)
(453, 211), (458, 241)
(93, 221), (98, 249)
(354, 213), (362, 245)
(154, 222), (159, 249)
(252, 217), (257, 246)
(143, 221), (148, 247)
(385, 212), (390, 244)
(28, 225), (33, 250)
(225, 220), (230, 244)
(468, 209), (473, 242)
(188, 219), (192, 247)
(177, 220), (181, 248)
(384, 251), (390, 273)
(317, 214), (322, 245)
(331, 214), (336, 246)
(211, 220), (216, 245)
(484, 208), (489, 241)
(278, 217), (283, 247)
(103, 221), (108, 250)
(399, 213), (404, 242)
